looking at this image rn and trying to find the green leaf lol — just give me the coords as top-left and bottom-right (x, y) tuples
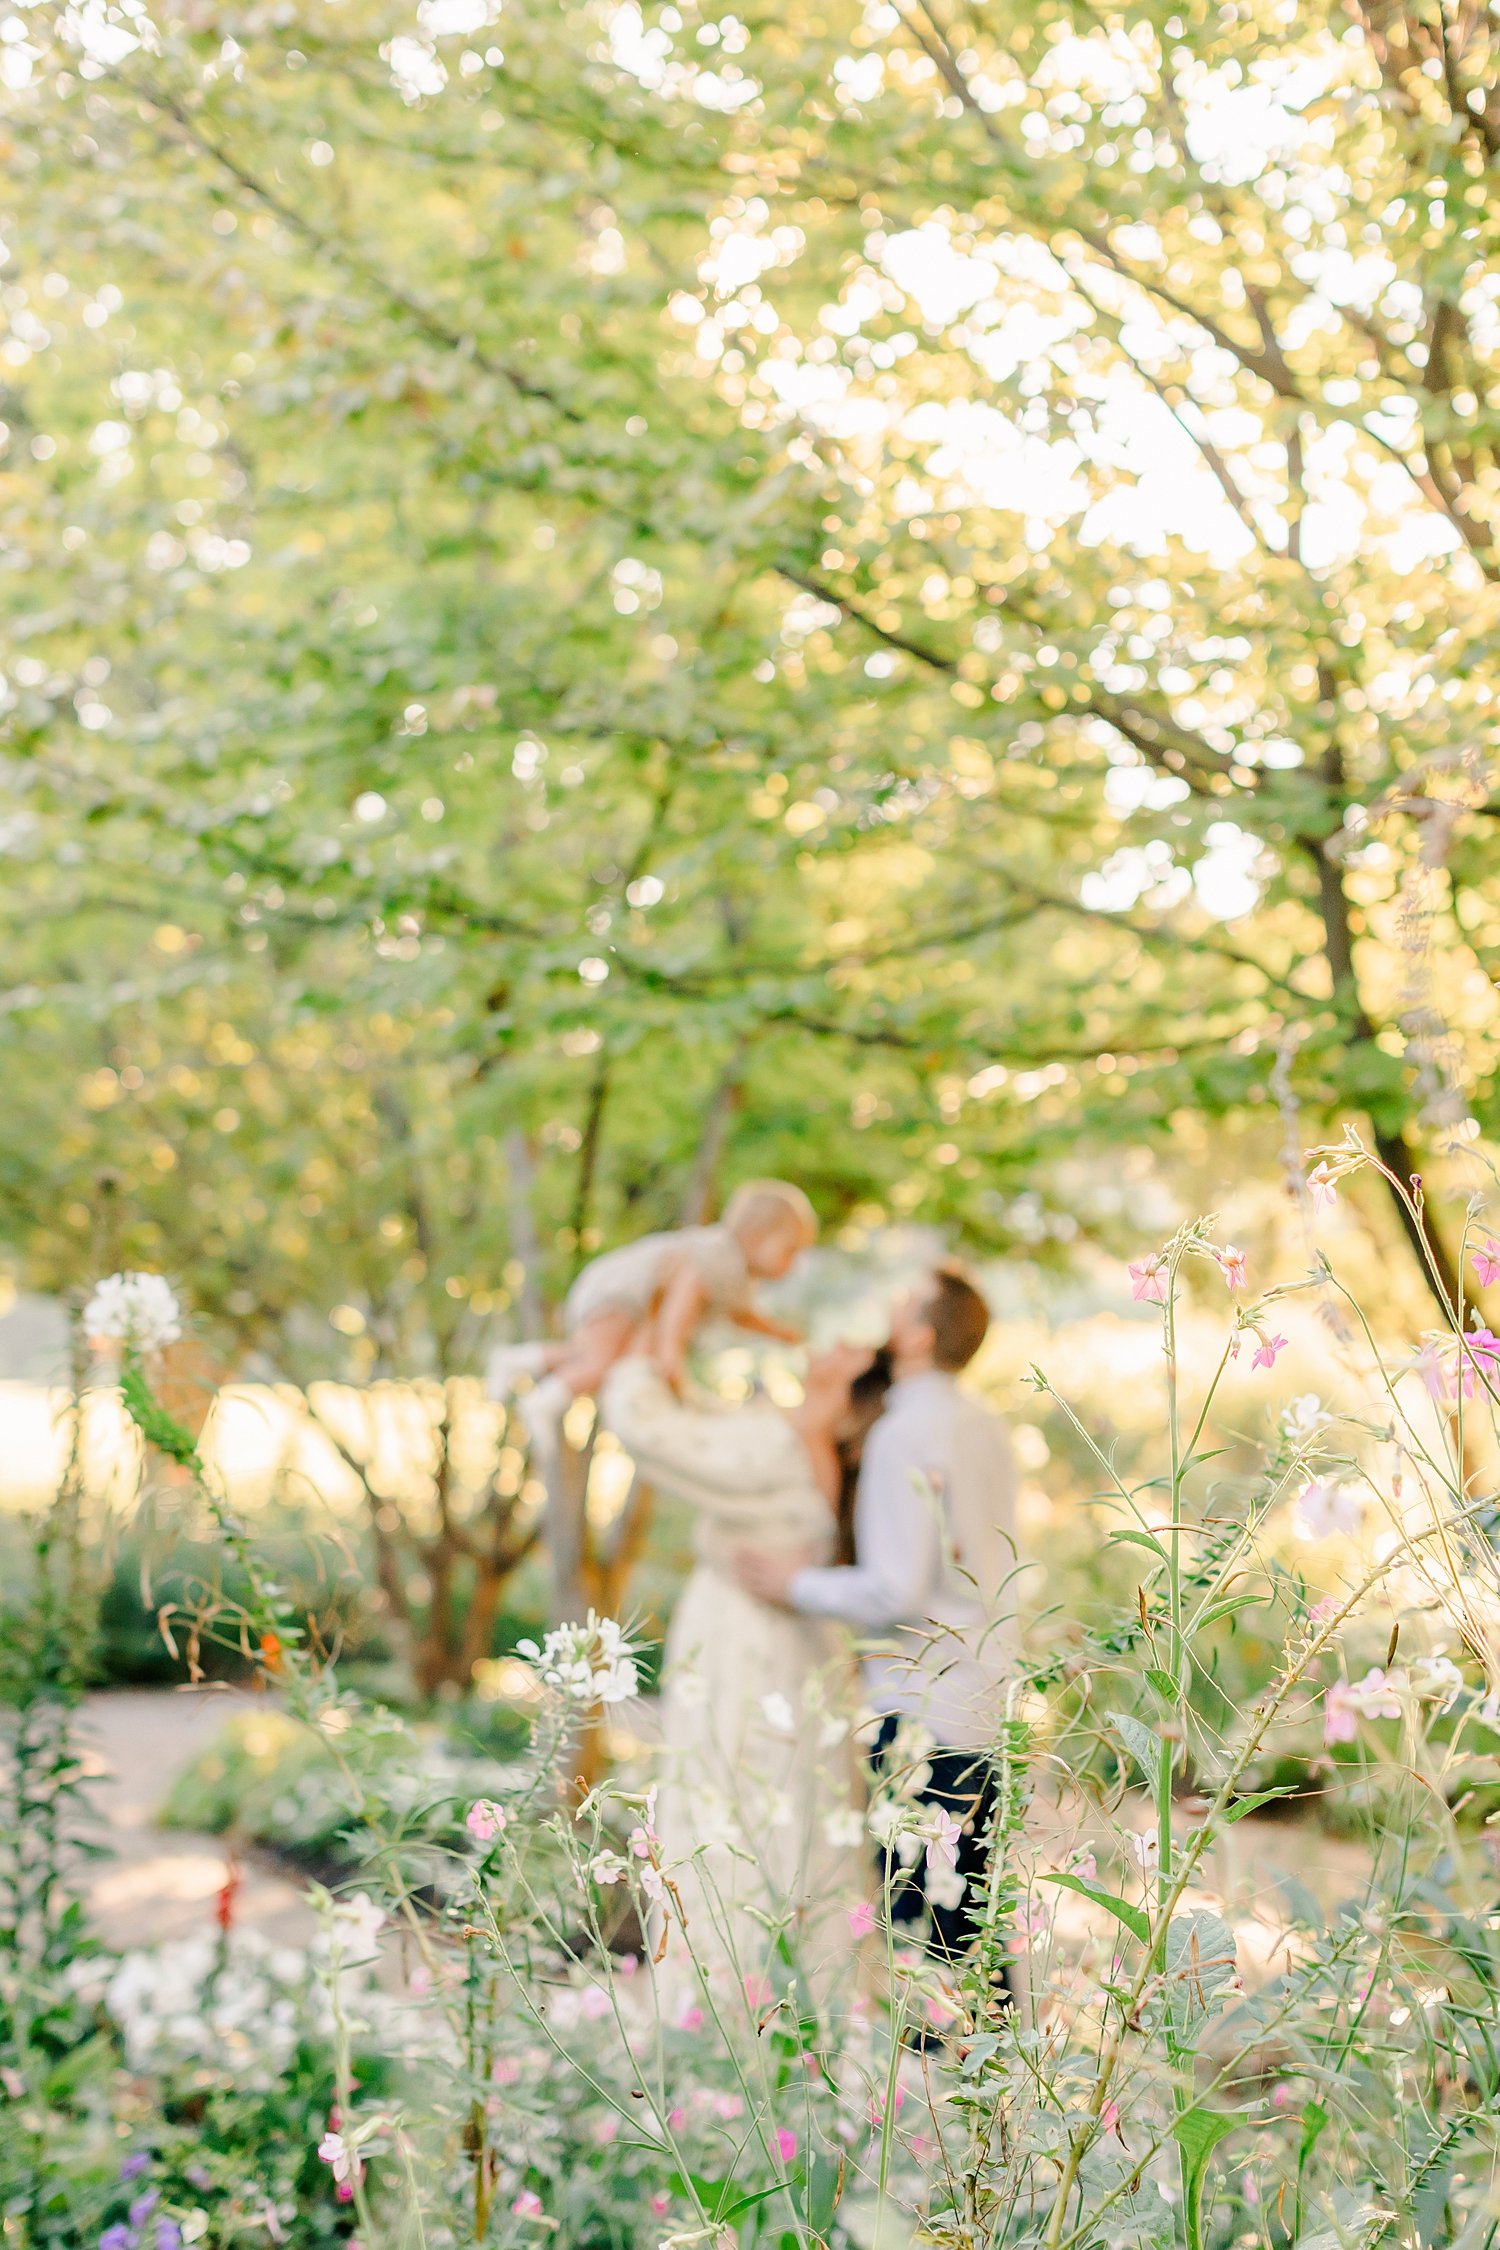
(714, 2183), (789, 2224)
(1195, 1592), (1269, 1632)
(1145, 1666), (1180, 1700)
(1222, 1785), (1299, 1822)
(1297, 2099), (1328, 2171)
(1039, 1871), (1149, 1945)
(1108, 1529), (1169, 1564)
(1107, 1708), (1161, 1775)
(1172, 2107), (1238, 2250)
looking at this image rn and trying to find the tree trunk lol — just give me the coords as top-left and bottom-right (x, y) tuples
(679, 1041), (748, 1224)
(584, 1468), (655, 1623)
(1370, 1125), (1463, 1322)
(503, 1128), (546, 1337)
(544, 1421), (593, 1625)
(1303, 757), (1461, 1322)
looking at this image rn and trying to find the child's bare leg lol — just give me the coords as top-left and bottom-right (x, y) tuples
(549, 1309), (638, 1397)
(485, 1337), (565, 1399)
(523, 1308), (636, 1459)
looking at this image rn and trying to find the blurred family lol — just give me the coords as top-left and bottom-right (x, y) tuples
(489, 1182), (1017, 1980)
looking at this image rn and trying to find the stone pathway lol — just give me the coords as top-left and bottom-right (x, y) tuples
(77, 1688), (316, 1950)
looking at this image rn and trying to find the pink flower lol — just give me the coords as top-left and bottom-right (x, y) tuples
(678, 2005), (703, 2032)
(1012, 1899), (1051, 1950)
(1101, 2100), (1121, 2139)
(1307, 1162), (1338, 1212)
(492, 2056), (521, 2085)
(1214, 1244), (1248, 1291)
(775, 2128), (798, 2164)
(1348, 1666), (1403, 1719)
(1466, 1325), (1500, 1382)
(317, 2132), (357, 2186)
(511, 2192), (543, 2221)
(650, 2195), (671, 2218)
(1129, 1257), (1166, 1303)
(1307, 1596), (1338, 1627)
(466, 1799), (506, 1843)
(1472, 1239), (1500, 1290)
(924, 1807), (963, 1871)
(847, 1899), (876, 1938)
(743, 1974), (773, 2008)
(868, 2085), (907, 2126)
(1252, 1333), (1288, 1371)
(1070, 1852), (1098, 1884)
(1323, 1683), (1358, 1745)
(668, 2107), (686, 2130)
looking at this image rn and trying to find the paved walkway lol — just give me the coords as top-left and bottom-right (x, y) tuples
(73, 1689), (1373, 1975)
(77, 1688), (316, 1950)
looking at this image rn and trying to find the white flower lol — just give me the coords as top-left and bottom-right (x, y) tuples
(926, 1864), (967, 1914)
(1130, 1832), (1160, 1874)
(1412, 1655), (1464, 1708)
(84, 1271), (183, 1352)
(516, 1613), (640, 1706)
(759, 1692), (796, 1736)
(327, 1893), (385, 1961)
(1294, 1478), (1363, 1540)
(589, 1850), (628, 1886)
(823, 1806), (865, 1849)
(1281, 1393), (1330, 1442)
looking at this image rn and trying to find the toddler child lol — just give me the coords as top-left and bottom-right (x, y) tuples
(486, 1179), (817, 1455)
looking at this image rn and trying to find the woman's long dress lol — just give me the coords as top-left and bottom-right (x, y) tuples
(600, 1359), (865, 2005)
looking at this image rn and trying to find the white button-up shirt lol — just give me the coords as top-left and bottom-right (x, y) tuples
(788, 1369), (1018, 1749)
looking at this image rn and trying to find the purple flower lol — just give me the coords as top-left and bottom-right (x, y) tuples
(118, 2155), (151, 2184)
(156, 2222), (183, 2250)
(128, 2193), (159, 2227)
(99, 2228), (133, 2250)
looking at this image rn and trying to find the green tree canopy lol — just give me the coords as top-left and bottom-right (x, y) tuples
(2, 0), (1498, 1354)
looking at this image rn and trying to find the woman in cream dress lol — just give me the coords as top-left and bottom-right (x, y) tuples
(601, 1347), (889, 2004)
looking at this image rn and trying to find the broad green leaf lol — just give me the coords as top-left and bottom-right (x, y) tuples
(1107, 1708), (1161, 1776)
(1039, 1871), (1150, 1946)
(1173, 2107), (1239, 2250)
(1108, 1529), (1169, 1564)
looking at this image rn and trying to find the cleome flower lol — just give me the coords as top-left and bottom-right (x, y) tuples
(83, 1272), (183, 1354)
(515, 1612), (640, 1706)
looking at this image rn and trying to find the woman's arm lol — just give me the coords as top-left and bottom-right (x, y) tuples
(601, 1359), (804, 1504)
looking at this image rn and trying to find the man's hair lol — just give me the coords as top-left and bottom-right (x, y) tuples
(722, 1178), (818, 1244)
(920, 1267), (990, 1371)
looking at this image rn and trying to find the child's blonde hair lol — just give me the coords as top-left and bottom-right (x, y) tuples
(722, 1178), (818, 1245)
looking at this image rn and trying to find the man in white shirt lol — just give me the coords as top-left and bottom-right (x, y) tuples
(737, 1268), (1018, 1961)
